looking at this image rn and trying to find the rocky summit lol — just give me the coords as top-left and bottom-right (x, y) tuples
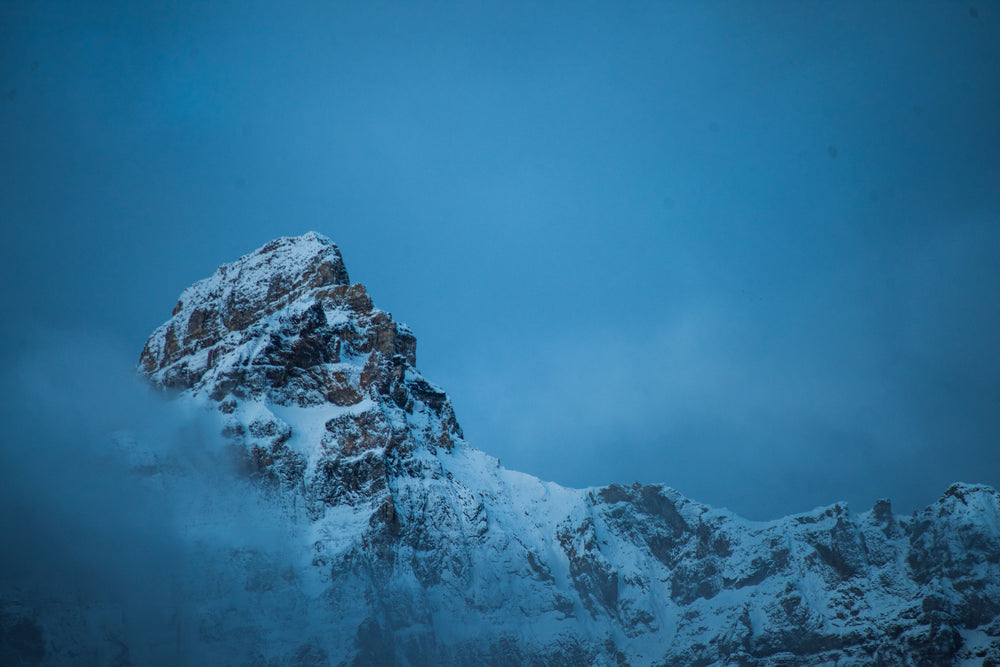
(4, 233), (1000, 666)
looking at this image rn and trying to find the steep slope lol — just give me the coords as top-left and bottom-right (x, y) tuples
(4, 233), (1000, 666)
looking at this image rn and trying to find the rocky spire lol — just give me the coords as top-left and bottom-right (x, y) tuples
(138, 233), (425, 399)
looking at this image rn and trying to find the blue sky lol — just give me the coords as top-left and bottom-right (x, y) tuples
(1, 1), (998, 519)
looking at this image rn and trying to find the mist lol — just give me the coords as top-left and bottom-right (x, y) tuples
(455, 215), (1000, 518)
(0, 332), (307, 664)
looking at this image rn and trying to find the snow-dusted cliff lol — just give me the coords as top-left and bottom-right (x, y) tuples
(3, 233), (999, 666)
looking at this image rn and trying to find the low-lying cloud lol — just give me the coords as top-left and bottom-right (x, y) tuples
(0, 330), (300, 664)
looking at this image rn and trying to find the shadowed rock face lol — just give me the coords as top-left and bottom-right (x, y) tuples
(5, 233), (999, 666)
(142, 233), (351, 373)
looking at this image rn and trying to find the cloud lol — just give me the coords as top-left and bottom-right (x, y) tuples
(0, 330), (301, 663)
(451, 229), (1000, 522)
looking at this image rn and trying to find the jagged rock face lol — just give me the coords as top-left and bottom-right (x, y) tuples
(139, 233), (420, 409)
(6, 233), (1000, 666)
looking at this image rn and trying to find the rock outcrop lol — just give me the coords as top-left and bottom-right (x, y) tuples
(4, 233), (999, 666)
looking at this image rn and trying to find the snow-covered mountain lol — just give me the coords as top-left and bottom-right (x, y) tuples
(4, 233), (999, 666)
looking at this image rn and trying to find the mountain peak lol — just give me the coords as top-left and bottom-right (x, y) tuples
(138, 233), (424, 411)
(169, 231), (347, 326)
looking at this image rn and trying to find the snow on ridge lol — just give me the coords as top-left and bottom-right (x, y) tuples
(118, 234), (1000, 665)
(172, 232), (348, 323)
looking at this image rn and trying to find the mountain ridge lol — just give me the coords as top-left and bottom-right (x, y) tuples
(3, 232), (999, 666)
